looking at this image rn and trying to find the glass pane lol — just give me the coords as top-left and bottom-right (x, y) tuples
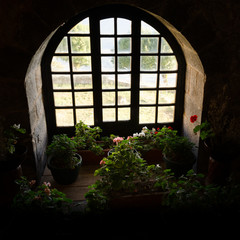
(101, 38), (115, 54)
(141, 21), (160, 35)
(54, 92), (72, 106)
(68, 17), (90, 34)
(118, 91), (131, 105)
(72, 56), (92, 72)
(141, 37), (159, 53)
(101, 56), (115, 72)
(102, 92), (115, 106)
(140, 74), (157, 88)
(117, 18), (131, 35)
(139, 91), (156, 104)
(118, 56), (131, 71)
(140, 56), (158, 71)
(102, 74), (115, 89)
(103, 108), (116, 122)
(117, 38), (131, 53)
(158, 106), (175, 123)
(52, 75), (71, 89)
(100, 18), (114, 35)
(139, 107), (156, 124)
(55, 37), (68, 53)
(118, 74), (131, 89)
(158, 90), (176, 104)
(118, 108), (130, 121)
(161, 37), (173, 53)
(159, 73), (177, 88)
(76, 108), (94, 126)
(75, 92), (93, 106)
(160, 56), (178, 71)
(70, 37), (90, 53)
(51, 56), (70, 72)
(56, 109), (74, 126)
(73, 74), (92, 89)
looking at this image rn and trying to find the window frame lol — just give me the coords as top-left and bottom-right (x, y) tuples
(41, 4), (186, 138)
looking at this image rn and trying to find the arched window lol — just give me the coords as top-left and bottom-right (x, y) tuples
(42, 4), (186, 137)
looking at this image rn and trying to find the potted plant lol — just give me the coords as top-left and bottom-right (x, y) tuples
(74, 121), (114, 165)
(85, 140), (173, 211)
(47, 134), (82, 184)
(0, 121), (27, 205)
(161, 132), (196, 177)
(13, 176), (72, 215)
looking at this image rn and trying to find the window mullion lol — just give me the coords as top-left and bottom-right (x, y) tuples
(90, 16), (102, 126)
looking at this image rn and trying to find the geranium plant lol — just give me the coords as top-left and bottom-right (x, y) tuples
(13, 176), (72, 212)
(190, 115), (215, 141)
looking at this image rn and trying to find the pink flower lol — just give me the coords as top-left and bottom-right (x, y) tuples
(43, 182), (51, 187)
(100, 159), (106, 165)
(113, 137), (124, 145)
(127, 136), (133, 140)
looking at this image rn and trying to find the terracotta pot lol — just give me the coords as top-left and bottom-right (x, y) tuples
(78, 149), (109, 165)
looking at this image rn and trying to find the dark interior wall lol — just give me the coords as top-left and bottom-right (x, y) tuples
(0, 0), (239, 176)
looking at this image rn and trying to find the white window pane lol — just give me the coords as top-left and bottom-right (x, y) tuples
(141, 37), (159, 53)
(75, 92), (93, 106)
(141, 21), (160, 35)
(140, 74), (157, 88)
(159, 73), (177, 88)
(158, 90), (176, 104)
(139, 91), (156, 104)
(102, 92), (115, 106)
(76, 108), (94, 126)
(117, 38), (131, 53)
(72, 56), (92, 72)
(157, 106), (175, 123)
(100, 18), (114, 35)
(161, 37), (173, 53)
(118, 56), (131, 72)
(52, 75), (71, 89)
(160, 56), (178, 71)
(55, 109), (74, 126)
(102, 74), (115, 89)
(68, 17), (90, 34)
(118, 91), (131, 105)
(101, 38), (115, 54)
(118, 108), (130, 121)
(73, 74), (92, 89)
(54, 92), (72, 106)
(101, 56), (115, 72)
(140, 56), (158, 71)
(51, 56), (70, 72)
(55, 37), (68, 53)
(118, 74), (131, 89)
(103, 108), (116, 122)
(71, 37), (91, 53)
(117, 18), (131, 35)
(139, 107), (156, 124)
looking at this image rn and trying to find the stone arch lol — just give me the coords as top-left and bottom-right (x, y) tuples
(25, 5), (205, 179)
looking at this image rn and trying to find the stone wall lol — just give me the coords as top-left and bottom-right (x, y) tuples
(0, 0), (240, 179)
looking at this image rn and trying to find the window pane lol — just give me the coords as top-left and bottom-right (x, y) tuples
(141, 21), (160, 35)
(140, 74), (157, 88)
(140, 56), (158, 71)
(118, 91), (131, 105)
(76, 108), (94, 126)
(55, 109), (74, 126)
(100, 18), (114, 35)
(52, 75), (71, 89)
(73, 74), (92, 89)
(102, 74), (115, 89)
(55, 37), (68, 53)
(140, 91), (156, 104)
(72, 56), (92, 72)
(103, 108), (116, 122)
(102, 92), (115, 106)
(54, 92), (72, 106)
(101, 56), (115, 72)
(117, 38), (131, 53)
(118, 56), (131, 71)
(51, 56), (70, 72)
(159, 73), (177, 88)
(75, 92), (93, 106)
(158, 90), (176, 104)
(161, 37), (173, 53)
(158, 106), (175, 123)
(118, 74), (131, 89)
(160, 56), (178, 71)
(139, 107), (156, 124)
(68, 17), (90, 34)
(71, 37), (91, 53)
(118, 108), (130, 121)
(101, 38), (115, 54)
(117, 18), (131, 34)
(141, 37), (159, 53)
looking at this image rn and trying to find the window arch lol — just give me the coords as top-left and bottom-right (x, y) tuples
(42, 4), (186, 137)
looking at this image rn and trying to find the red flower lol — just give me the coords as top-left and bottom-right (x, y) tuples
(155, 131), (158, 134)
(168, 126), (173, 130)
(190, 115), (198, 123)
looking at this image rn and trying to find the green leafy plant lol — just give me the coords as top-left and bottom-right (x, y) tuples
(74, 121), (114, 155)
(13, 176), (72, 212)
(0, 123), (26, 160)
(46, 134), (79, 169)
(85, 140), (173, 211)
(190, 115), (215, 141)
